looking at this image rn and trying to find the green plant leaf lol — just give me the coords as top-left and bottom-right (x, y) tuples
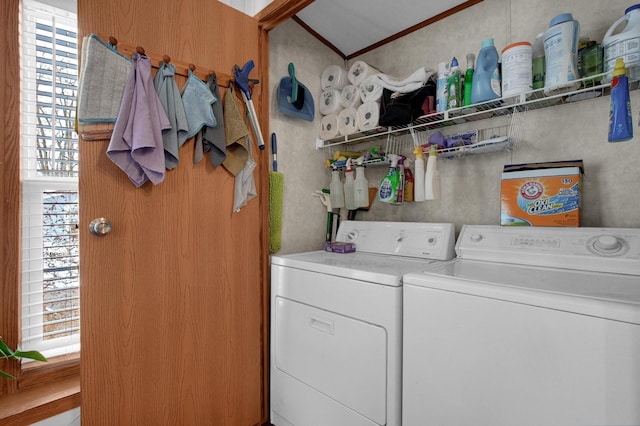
(14, 350), (47, 363)
(0, 339), (15, 358)
(0, 369), (16, 380)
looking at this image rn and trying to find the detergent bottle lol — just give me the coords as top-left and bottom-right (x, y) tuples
(471, 38), (501, 104)
(608, 58), (633, 142)
(463, 53), (476, 106)
(603, 4), (640, 83)
(413, 146), (426, 202)
(447, 57), (462, 109)
(543, 13), (580, 95)
(436, 61), (450, 112)
(354, 156), (370, 208)
(378, 154), (400, 203)
(343, 158), (356, 210)
(329, 166), (345, 208)
(424, 146), (441, 201)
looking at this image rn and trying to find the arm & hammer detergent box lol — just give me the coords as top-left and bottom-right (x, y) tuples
(501, 160), (583, 226)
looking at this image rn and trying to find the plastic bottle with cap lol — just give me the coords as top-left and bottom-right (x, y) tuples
(471, 38), (501, 104)
(343, 158), (356, 210)
(608, 58), (633, 142)
(447, 57), (462, 109)
(463, 53), (476, 106)
(436, 61), (450, 112)
(532, 32), (545, 90)
(413, 146), (426, 202)
(329, 166), (345, 209)
(354, 156), (370, 208)
(424, 145), (441, 201)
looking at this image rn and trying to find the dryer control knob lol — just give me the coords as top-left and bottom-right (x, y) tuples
(470, 233), (483, 242)
(594, 235), (621, 252)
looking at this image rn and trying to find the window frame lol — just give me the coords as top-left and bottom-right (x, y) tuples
(0, 0), (80, 422)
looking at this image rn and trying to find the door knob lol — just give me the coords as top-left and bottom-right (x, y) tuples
(89, 217), (112, 236)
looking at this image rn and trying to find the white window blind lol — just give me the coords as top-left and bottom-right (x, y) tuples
(21, 0), (80, 358)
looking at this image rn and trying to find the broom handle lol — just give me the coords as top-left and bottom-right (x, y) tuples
(271, 133), (278, 172)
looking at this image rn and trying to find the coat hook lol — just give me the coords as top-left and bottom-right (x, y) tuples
(163, 55), (171, 64)
(108, 36), (118, 46)
(188, 63), (196, 71)
(136, 46), (146, 55)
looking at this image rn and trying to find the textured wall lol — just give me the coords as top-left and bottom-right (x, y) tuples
(270, 0), (640, 254)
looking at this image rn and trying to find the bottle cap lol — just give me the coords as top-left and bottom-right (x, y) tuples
(437, 61), (449, 75)
(613, 58), (627, 77)
(549, 13), (573, 27)
(451, 57), (459, 68)
(414, 146), (424, 159)
(481, 38), (494, 48)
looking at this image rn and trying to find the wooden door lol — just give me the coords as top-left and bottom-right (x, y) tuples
(77, 1), (267, 424)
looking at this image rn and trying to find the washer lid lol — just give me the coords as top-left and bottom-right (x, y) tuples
(271, 250), (441, 286)
(404, 259), (640, 324)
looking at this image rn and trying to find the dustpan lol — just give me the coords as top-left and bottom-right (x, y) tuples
(278, 63), (315, 122)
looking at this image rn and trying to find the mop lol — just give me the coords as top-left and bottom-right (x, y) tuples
(269, 133), (283, 254)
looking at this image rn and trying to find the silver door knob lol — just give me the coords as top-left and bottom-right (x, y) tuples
(89, 217), (112, 236)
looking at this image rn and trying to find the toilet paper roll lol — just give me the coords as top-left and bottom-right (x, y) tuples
(319, 88), (342, 116)
(348, 61), (381, 86)
(340, 85), (362, 109)
(356, 101), (381, 132)
(321, 65), (348, 90)
(338, 107), (358, 136)
(359, 76), (384, 103)
(320, 114), (340, 140)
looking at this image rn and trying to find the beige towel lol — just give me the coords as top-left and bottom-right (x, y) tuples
(222, 85), (249, 176)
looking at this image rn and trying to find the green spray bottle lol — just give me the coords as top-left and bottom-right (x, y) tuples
(378, 154), (400, 203)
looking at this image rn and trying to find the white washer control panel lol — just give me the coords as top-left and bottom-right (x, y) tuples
(456, 225), (640, 275)
(336, 221), (456, 260)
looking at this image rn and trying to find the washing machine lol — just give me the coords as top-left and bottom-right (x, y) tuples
(270, 220), (456, 426)
(402, 224), (640, 426)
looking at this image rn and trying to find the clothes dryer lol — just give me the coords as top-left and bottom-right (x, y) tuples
(403, 225), (640, 426)
(270, 220), (456, 426)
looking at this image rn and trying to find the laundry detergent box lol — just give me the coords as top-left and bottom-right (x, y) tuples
(500, 160), (583, 227)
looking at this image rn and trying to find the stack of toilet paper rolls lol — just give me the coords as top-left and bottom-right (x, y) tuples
(319, 61), (382, 140)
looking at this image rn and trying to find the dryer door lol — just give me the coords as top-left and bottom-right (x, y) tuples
(273, 296), (387, 424)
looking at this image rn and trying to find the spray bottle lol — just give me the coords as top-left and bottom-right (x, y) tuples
(378, 154), (400, 203)
(608, 58), (633, 142)
(436, 61), (450, 112)
(343, 158), (356, 210)
(395, 155), (406, 204)
(463, 53), (476, 106)
(354, 156), (370, 208)
(447, 57), (462, 109)
(413, 147), (426, 202)
(424, 145), (441, 201)
(329, 166), (345, 208)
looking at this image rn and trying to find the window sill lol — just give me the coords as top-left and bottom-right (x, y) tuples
(0, 373), (80, 425)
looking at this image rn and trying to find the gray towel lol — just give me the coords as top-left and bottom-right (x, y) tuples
(194, 73), (227, 167)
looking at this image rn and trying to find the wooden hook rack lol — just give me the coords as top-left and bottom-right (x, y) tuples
(100, 34), (232, 86)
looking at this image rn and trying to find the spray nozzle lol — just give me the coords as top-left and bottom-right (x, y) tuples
(429, 145), (439, 156)
(414, 146), (424, 159)
(345, 157), (353, 172)
(356, 156), (365, 166)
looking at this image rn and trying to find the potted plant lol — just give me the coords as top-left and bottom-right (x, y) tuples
(0, 337), (47, 379)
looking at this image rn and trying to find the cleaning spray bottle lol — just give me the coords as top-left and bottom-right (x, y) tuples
(329, 165), (345, 208)
(343, 158), (356, 210)
(608, 57), (633, 142)
(378, 154), (400, 203)
(413, 146), (426, 202)
(463, 53), (476, 106)
(424, 145), (441, 201)
(404, 161), (415, 202)
(436, 61), (450, 112)
(354, 156), (370, 208)
(395, 155), (406, 204)
(447, 57), (462, 109)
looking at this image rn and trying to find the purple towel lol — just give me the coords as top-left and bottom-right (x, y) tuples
(107, 53), (170, 187)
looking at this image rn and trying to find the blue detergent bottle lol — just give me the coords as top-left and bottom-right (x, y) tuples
(471, 38), (501, 104)
(608, 58), (633, 142)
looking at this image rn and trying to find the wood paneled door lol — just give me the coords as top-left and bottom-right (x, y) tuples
(78, 1), (268, 424)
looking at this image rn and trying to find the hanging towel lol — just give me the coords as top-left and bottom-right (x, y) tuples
(356, 101), (381, 131)
(77, 34), (132, 139)
(154, 61), (189, 170)
(319, 88), (342, 116)
(178, 69), (217, 147)
(347, 61), (380, 86)
(222, 84), (249, 176)
(338, 107), (358, 136)
(107, 53), (171, 187)
(321, 65), (348, 90)
(194, 73), (226, 167)
(340, 84), (362, 109)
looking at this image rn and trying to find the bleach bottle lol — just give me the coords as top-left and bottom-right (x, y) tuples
(471, 38), (501, 104)
(603, 4), (640, 83)
(543, 13), (580, 95)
